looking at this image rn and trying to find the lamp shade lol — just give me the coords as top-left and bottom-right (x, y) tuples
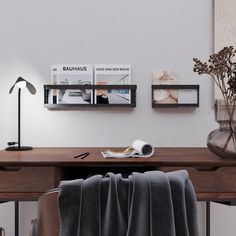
(9, 77), (36, 95)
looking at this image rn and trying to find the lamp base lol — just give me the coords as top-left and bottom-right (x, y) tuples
(5, 146), (33, 151)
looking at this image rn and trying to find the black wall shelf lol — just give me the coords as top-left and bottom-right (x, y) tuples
(44, 84), (137, 110)
(152, 84), (200, 108)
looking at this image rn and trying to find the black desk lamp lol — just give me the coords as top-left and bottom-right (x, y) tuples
(6, 77), (36, 151)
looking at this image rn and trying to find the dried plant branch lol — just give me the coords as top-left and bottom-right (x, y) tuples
(193, 46), (236, 152)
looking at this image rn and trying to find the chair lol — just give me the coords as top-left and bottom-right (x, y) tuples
(29, 190), (60, 236)
(0, 228), (5, 236)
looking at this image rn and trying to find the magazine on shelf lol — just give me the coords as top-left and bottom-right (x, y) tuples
(102, 140), (154, 158)
(152, 70), (178, 104)
(94, 64), (131, 105)
(51, 64), (93, 104)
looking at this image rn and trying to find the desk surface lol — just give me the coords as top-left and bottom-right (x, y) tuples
(0, 147), (235, 202)
(0, 147), (229, 167)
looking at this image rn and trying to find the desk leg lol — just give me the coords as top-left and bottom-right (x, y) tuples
(206, 201), (210, 236)
(15, 202), (19, 236)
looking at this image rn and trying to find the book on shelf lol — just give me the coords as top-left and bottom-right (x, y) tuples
(152, 70), (178, 105)
(95, 64), (131, 105)
(51, 64), (93, 104)
(102, 140), (154, 158)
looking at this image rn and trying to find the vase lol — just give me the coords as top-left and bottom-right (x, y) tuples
(207, 100), (236, 159)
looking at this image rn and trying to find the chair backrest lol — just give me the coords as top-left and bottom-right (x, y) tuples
(38, 189), (60, 236)
(0, 228), (5, 236)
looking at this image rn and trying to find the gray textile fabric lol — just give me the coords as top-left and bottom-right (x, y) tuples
(59, 170), (199, 236)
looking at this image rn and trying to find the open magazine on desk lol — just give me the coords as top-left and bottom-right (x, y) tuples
(102, 140), (154, 158)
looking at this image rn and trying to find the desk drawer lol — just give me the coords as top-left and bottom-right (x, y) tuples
(0, 167), (60, 192)
(158, 166), (236, 193)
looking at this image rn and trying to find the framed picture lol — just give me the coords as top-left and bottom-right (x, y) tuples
(94, 65), (131, 104)
(51, 65), (93, 104)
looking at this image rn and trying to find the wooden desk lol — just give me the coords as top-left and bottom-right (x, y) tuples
(0, 147), (235, 202)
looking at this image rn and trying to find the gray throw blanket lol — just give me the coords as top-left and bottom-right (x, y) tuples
(59, 170), (199, 236)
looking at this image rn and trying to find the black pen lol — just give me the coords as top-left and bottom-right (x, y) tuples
(74, 152), (90, 159)
(81, 153), (89, 159)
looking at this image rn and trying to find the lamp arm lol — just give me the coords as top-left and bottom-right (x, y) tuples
(18, 88), (21, 149)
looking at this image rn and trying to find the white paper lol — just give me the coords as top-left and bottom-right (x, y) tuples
(178, 89), (198, 104)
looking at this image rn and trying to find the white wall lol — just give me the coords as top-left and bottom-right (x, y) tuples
(0, 202), (14, 236)
(19, 202), (38, 236)
(0, 0), (231, 235)
(0, 0), (216, 148)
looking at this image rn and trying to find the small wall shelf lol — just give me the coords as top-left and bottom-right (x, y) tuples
(152, 84), (199, 108)
(44, 84), (137, 110)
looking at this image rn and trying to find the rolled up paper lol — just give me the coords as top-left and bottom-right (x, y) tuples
(132, 140), (154, 157)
